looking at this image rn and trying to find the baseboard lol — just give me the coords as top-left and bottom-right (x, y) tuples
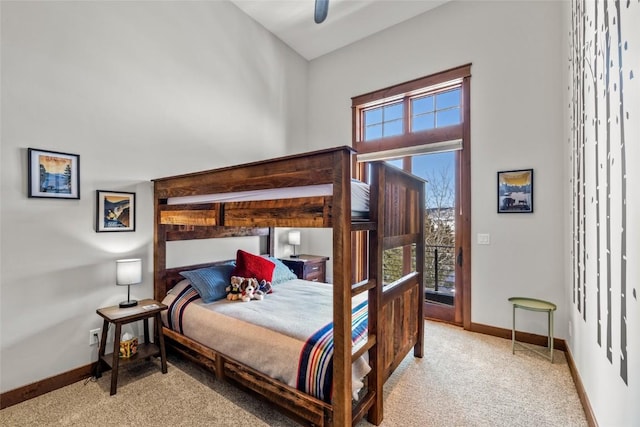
(469, 321), (566, 352)
(564, 345), (599, 427)
(0, 362), (99, 410)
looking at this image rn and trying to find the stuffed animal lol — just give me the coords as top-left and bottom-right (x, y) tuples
(240, 277), (263, 302)
(226, 276), (243, 301)
(258, 279), (273, 295)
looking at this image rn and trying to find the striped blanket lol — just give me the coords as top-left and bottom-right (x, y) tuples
(166, 285), (200, 334)
(296, 299), (369, 403)
(165, 282), (369, 402)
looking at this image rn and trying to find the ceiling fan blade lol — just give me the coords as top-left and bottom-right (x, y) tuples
(314, 0), (329, 24)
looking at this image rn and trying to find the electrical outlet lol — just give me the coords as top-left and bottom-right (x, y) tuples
(89, 328), (101, 345)
(477, 233), (491, 245)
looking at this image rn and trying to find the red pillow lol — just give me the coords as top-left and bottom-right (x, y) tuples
(233, 250), (276, 283)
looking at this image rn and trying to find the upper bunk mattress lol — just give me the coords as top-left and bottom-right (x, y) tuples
(166, 181), (370, 216)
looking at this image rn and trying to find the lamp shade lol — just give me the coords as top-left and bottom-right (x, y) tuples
(116, 258), (142, 286)
(288, 230), (301, 246)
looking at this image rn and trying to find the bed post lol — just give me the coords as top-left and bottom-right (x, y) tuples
(367, 161), (384, 425)
(332, 149), (352, 427)
(415, 175), (425, 358)
(154, 189), (167, 303)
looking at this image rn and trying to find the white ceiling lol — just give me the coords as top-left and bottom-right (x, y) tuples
(230, 0), (449, 60)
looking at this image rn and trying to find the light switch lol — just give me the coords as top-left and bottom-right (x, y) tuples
(477, 233), (491, 245)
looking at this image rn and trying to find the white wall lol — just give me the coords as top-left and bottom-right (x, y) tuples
(0, 0), (307, 392)
(564, 1), (640, 425)
(307, 1), (566, 335)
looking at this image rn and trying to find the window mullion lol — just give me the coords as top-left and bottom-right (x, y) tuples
(403, 97), (410, 135)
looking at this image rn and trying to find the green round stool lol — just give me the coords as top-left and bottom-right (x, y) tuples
(508, 297), (557, 362)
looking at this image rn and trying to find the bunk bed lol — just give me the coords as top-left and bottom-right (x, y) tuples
(153, 146), (425, 426)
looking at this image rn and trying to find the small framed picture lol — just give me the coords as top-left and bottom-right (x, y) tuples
(96, 190), (136, 232)
(28, 148), (80, 199)
(497, 169), (533, 213)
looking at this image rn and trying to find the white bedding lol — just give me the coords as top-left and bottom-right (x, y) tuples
(161, 279), (370, 400)
(166, 181), (370, 216)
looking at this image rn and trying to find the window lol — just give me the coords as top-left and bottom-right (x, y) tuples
(359, 87), (461, 142)
(412, 88), (461, 132)
(350, 65), (471, 308)
(364, 101), (404, 140)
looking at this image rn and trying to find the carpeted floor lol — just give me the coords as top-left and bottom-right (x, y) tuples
(0, 321), (587, 426)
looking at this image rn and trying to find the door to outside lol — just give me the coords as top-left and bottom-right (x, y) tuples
(388, 150), (467, 325)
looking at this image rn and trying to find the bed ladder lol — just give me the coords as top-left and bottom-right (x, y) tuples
(333, 156), (387, 427)
(349, 219), (380, 426)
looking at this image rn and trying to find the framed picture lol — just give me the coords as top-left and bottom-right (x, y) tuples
(497, 169), (533, 213)
(96, 190), (136, 232)
(28, 148), (80, 199)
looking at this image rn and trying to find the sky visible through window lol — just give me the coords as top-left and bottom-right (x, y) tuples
(385, 151), (455, 208)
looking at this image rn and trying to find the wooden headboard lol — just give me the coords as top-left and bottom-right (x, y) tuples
(158, 259), (234, 300)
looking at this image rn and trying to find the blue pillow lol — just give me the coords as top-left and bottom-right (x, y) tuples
(179, 263), (235, 303)
(267, 257), (298, 285)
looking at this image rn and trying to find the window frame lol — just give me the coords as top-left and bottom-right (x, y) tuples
(352, 64), (471, 156)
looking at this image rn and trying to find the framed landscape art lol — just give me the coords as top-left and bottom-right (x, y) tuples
(96, 190), (136, 232)
(497, 169), (533, 213)
(28, 148), (80, 199)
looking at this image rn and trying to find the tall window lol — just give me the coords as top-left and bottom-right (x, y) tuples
(351, 65), (471, 314)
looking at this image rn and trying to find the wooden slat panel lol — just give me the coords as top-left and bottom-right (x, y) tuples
(380, 284), (420, 380)
(160, 211), (215, 226)
(383, 233), (421, 250)
(166, 226), (268, 242)
(160, 210), (217, 226)
(159, 203), (220, 226)
(164, 327), (332, 426)
(351, 390), (376, 426)
(154, 146), (354, 199)
(350, 221), (376, 231)
(352, 335), (376, 362)
(224, 361), (328, 426)
(351, 279), (375, 296)
(224, 197), (330, 228)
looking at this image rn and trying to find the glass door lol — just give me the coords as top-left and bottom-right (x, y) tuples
(385, 150), (465, 324)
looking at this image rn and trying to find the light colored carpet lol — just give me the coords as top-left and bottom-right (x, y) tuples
(0, 321), (587, 426)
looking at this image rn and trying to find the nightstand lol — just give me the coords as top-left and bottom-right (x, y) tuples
(95, 299), (168, 395)
(280, 254), (329, 282)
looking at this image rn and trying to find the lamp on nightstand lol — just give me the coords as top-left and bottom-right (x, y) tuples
(288, 230), (301, 258)
(116, 258), (142, 308)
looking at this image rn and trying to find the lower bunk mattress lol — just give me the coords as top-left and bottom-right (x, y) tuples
(161, 279), (370, 402)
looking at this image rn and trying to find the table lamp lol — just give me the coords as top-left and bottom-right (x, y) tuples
(116, 258), (142, 308)
(288, 230), (301, 258)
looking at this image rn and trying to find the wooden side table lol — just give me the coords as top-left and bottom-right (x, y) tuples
(508, 297), (557, 362)
(280, 254), (329, 282)
(95, 299), (168, 395)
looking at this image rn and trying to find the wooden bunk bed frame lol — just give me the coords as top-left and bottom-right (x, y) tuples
(153, 146), (425, 426)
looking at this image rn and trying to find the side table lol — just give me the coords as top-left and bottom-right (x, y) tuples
(95, 299), (168, 395)
(280, 255), (329, 282)
(508, 296), (557, 362)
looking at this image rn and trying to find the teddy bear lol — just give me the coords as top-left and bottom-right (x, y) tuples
(258, 279), (273, 295)
(226, 276), (244, 301)
(240, 277), (263, 302)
